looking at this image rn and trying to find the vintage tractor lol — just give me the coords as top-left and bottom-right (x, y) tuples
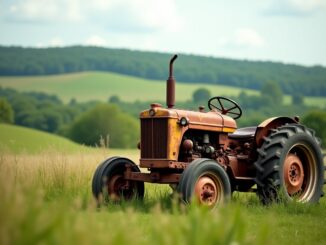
(92, 55), (325, 207)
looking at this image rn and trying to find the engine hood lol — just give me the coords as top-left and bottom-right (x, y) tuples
(140, 106), (237, 133)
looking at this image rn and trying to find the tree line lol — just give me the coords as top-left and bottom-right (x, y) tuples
(0, 46), (325, 96)
(0, 84), (325, 148)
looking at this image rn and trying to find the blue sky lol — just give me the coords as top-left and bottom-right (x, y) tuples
(0, 0), (325, 66)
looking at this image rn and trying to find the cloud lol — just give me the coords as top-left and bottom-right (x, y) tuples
(84, 35), (107, 47)
(217, 28), (265, 49)
(4, 0), (182, 32)
(234, 28), (265, 47)
(264, 0), (326, 16)
(49, 37), (64, 47)
(7, 0), (82, 22)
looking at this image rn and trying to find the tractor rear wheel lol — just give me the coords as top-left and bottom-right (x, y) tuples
(254, 124), (324, 204)
(177, 159), (231, 208)
(92, 157), (144, 203)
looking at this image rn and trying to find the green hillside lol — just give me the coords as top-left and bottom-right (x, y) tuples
(1, 46), (325, 97)
(0, 71), (325, 107)
(0, 123), (89, 153)
(0, 71), (259, 102)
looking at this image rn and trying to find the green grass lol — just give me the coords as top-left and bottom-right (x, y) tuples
(0, 71), (258, 102)
(0, 149), (325, 245)
(0, 71), (325, 107)
(0, 123), (91, 154)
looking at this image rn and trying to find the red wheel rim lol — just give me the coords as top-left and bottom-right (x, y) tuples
(283, 153), (304, 195)
(194, 174), (223, 207)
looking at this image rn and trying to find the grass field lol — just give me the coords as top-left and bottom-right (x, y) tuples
(0, 124), (91, 154)
(0, 71), (325, 108)
(1, 125), (326, 244)
(0, 148), (325, 245)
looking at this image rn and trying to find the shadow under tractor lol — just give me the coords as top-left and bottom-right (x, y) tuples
(92, 55), (325, 207)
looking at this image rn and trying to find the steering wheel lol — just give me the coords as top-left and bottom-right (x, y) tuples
(208, 96), (242, 119)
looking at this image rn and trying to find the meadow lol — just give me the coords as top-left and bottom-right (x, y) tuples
(1, 124), (326, 244)
(0, 71), (325, 108)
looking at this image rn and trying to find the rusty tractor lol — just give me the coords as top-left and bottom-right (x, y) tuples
(92, 55), (325, 207)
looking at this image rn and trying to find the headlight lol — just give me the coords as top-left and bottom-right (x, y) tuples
(179, 117), (189, 126)
(149, 109), (155, 116)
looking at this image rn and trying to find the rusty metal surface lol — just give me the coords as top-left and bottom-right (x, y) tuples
(140, 118), (168, 158)
(140, 159), (187, 169)
(167, 55), (178, 108)
(124, 171), (181, 183)
(195, 176), (219, 206)
(255, 117), (297, 147)
(284, 153), (304, 195)
(140, 107), (237, 132)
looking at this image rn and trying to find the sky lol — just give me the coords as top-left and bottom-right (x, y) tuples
(0, 0), (325, 66)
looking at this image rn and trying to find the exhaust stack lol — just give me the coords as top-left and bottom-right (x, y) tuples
(167, 54), (178, 108)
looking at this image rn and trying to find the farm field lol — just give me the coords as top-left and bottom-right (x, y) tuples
(1, 125), (326, 244)
(1, 149), (326, 245)
(0, 71), (325, 108)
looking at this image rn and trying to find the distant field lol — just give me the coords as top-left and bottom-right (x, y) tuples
(0, 71), (325, 108)
(0, 71), (256, 102)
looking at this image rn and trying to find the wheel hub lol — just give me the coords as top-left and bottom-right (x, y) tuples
(108, 175), (131, 200)
(284, 153), (304, 195)
(195, 176), (218, 206)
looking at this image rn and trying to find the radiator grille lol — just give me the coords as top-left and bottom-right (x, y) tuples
(141, 118), (168, 158)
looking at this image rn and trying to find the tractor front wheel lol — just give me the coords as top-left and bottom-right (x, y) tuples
(92, 157), (144, 203)
(177, 159), (231, 208)
(254, 124), (324, 204)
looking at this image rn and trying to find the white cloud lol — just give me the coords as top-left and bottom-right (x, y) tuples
(5, 0), (182, 32)
(217, 28), (265, 49)
(234, 28), (265, 48)
(264, 0), (326, 16)
(49, 37), (64, 47)
(8, 0), (82, 22)
(84, 35), (107, 47)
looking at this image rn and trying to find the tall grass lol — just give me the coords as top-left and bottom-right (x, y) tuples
(0, 150), (325, 244)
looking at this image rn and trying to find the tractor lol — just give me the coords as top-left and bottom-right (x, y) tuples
(92, 55), (325, 207)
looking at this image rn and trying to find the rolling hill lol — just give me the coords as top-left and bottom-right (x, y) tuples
(0, 123), (89, 153)
(0, 71), (259, 102)
(0, 46), (325, 97)
(0, 71), (325, 108)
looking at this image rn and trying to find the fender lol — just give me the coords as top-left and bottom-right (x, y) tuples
(254, 116), (298, 147)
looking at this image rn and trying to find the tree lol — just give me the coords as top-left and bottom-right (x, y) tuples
(0, 97), (14, 123)
(108, 95), (121, 104)
(302, 110), (326, 146)
(193, 88), (211, 103)
(68, 103), (139, 148)
(260, 81), (283, 106)
(292, 94), (304, 106)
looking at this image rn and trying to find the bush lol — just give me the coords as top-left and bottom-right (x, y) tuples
(68, 103), (139, 148)
(0, 97), (14, 123)
(302, 110), (326, 146)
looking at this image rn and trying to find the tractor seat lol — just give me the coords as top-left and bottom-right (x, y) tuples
(228, 127), (257, 139)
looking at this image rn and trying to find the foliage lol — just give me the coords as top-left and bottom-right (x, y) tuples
(68, 103), (139, 148)
(0, 97), (14, 123)
(292, 93), (304, 106)
(302, 110), (326, 146)
(192, 88), (211, 103)
(260, 81), (283, 106)
(0, 46), (326, 96)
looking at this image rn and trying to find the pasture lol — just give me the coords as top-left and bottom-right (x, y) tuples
(0, 71), (325, 108)
(0, 127), (326, 244)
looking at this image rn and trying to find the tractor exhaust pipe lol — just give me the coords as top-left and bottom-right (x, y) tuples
(167, 54), (178, 108)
